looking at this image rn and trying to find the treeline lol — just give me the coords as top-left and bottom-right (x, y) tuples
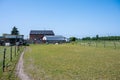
(82, 35), (120, 40)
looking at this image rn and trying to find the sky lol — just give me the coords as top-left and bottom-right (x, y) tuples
(0, 0), (120, 38)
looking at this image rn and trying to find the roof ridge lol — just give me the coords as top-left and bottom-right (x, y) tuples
(30, 30), (55, 35)
(30, 30), (53, 31)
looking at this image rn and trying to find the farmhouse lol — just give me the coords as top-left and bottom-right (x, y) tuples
(43, 35), (67, 44)
(29, 30), (55, 43)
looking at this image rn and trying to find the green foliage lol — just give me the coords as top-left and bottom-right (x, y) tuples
(82, 35), (120, 41)
(11, 26), (19, 35)
(96, 34), (99, 40)
(82, 37), (91, 40)
(98, 36), (120, 40)
(69, 37), (77, 41)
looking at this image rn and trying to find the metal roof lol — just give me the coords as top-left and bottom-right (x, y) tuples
(3, 34), (24, 39)
(30, 30), (54, 35)
(0, 36), (3, 38)
(5, 35), (23, 39)
(43, 35), (66, 40)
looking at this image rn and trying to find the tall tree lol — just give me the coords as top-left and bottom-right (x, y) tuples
(96, 35), (99, 40)
(11, 26), (19, 35)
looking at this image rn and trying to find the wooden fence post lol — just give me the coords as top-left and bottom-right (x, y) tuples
(10, 46), (12, 61)
(114, 41), (116, 49)
(3, 48), (6, 72)
(88, 41), (91, 46)
(20, 46), (22, 54)
(96, 41), (97, 47)
(17, 46), (20, 54)
(15, 46), (16, 56)
(104, 41), (106, 48)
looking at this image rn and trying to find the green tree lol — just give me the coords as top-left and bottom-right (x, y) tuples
(96, 35), (99, 40)
(82, 37), (91, 40)
(11, 26), (19, 35)
(69, 37), (77, 41)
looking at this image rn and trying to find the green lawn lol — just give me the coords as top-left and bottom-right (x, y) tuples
(24, 44), (120, 80)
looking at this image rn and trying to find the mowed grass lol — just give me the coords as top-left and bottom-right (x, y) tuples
(24, 44), (120, 80)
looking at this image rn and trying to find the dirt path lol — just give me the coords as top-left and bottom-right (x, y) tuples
(16, 50), (32, 80)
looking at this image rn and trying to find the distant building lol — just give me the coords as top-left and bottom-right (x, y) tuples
(2, 34), (24, 45)
(0, 36), (3, 40)
(29, 30), (55, 43)
(0, 36), (4, 45)
(43, 35), (68, 44)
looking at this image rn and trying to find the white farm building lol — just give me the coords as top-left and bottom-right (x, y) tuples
(43, 35), (69, 44)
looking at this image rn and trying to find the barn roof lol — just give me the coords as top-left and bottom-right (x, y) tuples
(30, 30), (54, 35)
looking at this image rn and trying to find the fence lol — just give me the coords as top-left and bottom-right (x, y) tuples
(0, 45), (24, 78)
(79, 40), (120, 49)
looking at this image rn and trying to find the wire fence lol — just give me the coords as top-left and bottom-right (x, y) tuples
(0, 45), (24, 78)
(79, 40), (120, 49)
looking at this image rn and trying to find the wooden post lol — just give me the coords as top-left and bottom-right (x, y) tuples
(88, 41), (91, 46)
(3, 48), (6, 72)
(114, 41), (116, 49)
(10, 46), (12, 61)
(104, 41), (106, 48)
(20, 46), (22, 53)
(96, 41), (97, 47)
(15, 46), (16, 56)
(18, 46), (20, 53)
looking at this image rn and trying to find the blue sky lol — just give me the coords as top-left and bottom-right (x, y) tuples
(0, 0), (120, 38)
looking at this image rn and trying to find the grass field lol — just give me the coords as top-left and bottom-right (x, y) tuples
(24, 43), (120, 80)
